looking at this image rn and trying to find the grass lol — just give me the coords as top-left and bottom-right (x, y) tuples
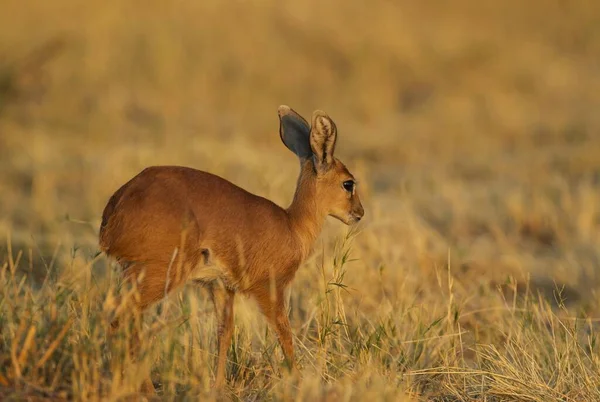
(2, 0), (600, 400)
(3, 231), (600, 401)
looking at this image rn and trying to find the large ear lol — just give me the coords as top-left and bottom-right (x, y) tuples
(310, 110), (337, 173)
(278, 105), (312, 160)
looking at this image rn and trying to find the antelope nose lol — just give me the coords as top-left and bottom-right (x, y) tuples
(354, 206), (364, 221)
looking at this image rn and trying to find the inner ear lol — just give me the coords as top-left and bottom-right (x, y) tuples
(310, 110), (337, 172)
(278, 105), (312, 160)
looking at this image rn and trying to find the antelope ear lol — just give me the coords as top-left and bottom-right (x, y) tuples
(310, 110), (337, 173)
(278, 105), (312, 160)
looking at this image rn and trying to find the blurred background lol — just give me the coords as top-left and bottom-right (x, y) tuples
(1, 0), (600, 308)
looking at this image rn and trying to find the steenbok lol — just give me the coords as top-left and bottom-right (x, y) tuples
(99, 105), (364, 391)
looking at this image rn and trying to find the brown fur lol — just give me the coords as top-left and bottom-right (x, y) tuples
(98, 106), (364, 392)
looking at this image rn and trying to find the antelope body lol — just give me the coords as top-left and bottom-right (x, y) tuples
(99, 106), (364, 390)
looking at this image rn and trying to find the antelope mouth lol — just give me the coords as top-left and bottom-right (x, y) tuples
(349, 213), (363, 225)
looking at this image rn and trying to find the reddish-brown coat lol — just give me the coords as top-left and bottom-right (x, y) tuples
(99, 106), (364, 391)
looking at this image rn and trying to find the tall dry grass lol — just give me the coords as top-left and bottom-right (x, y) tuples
(2, 0), (600, 400)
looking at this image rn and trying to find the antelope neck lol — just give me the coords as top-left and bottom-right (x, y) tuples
(286, 160), (327, 260)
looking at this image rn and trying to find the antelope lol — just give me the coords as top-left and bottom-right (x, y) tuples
(98, 105), (364, 391)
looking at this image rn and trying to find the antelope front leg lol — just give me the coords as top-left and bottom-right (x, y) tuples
(208, 282), (235, 389)
(255, 289), (297, 372)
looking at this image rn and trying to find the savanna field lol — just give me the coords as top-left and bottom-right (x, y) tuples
(2, 1), (600, 400)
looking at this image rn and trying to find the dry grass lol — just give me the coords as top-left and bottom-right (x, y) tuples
(2, 0), (600, 400)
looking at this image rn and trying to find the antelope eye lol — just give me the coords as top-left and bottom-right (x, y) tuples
(342, 180), (355, 192)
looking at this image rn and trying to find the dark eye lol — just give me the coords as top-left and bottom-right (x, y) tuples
(342, 180), (355, 192)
